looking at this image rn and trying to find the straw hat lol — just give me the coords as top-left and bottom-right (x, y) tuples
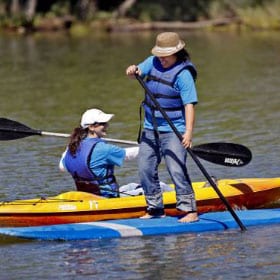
(80, 109), (114, 128)
(151, 32), (185, 57)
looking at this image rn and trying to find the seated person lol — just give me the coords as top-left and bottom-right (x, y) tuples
(59, 108), (138, 198)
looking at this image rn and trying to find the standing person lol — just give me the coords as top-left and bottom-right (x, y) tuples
(59, 108), (139, 198)
(126, 32), (199, 222)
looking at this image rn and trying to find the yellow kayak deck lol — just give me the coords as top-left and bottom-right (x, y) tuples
(0, 177), (280, 227)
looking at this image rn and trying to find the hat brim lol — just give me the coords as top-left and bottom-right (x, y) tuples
(81, 113), (114, 128)
(151, 40), (185, 57)
(96, 113), (114, 123)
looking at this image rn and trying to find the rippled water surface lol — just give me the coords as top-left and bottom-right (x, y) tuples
(0, 30), (279, 279)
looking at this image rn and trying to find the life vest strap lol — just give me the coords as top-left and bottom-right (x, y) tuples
(146, 75), (172, 86)
(143, 100), (184, 112)
(152, 93), (181, 100)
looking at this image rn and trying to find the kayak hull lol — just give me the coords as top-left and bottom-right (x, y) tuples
(1, 208), (280, 241)
(0, 177), (280, 227)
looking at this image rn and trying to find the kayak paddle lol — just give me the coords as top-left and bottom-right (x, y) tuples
(0, 118), (251, 167)
(135, 74), (247, 231)
(192, 142), (252, 167)
(0, 118), (137, 145)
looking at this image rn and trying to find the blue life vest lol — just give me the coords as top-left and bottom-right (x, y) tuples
(143, 57), (197, 120)
(64, 138), (118, 197)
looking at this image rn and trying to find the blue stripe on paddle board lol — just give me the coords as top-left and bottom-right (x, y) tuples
(0, 209), (280, 241)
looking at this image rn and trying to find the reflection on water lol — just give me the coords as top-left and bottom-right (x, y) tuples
(55, 225), (280, 279)
(1, 225), (279, 279)
(0, 30), (280, 279)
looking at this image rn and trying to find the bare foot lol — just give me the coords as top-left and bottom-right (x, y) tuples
(140, 213), (166, 219)
(178, 212), (199, 223)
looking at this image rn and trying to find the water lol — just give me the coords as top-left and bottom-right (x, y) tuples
(0, 30), (279, 279)
(1, 225), (280, 280)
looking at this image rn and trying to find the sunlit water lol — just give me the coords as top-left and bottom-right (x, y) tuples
(0, 30), (279, 279)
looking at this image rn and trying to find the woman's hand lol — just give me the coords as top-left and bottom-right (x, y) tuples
(182, 104), (195, 148)
(126, 65), (141, 78)
(181, 130), (193, 149)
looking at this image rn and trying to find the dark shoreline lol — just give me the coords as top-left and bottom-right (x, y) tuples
(1, 15), (280, 35)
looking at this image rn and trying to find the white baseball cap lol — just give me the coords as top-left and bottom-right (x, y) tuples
(80, 109), (114, 128)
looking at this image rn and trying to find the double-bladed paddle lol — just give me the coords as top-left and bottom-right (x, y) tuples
(0, 117), (137, 145)
(135, 74), (247, 231)
(0, 117), (251, 167)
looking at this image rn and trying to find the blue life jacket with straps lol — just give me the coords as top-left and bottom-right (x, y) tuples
(143, 57), (197, 121)
(64, 138), (118, 197)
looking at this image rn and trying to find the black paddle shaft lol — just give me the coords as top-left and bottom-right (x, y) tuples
(135, 75), (247, 231)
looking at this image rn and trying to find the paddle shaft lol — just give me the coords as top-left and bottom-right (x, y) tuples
(42, 131), (138, 145)
(135, 75), (247, 231)
(0, 125), (138, 145)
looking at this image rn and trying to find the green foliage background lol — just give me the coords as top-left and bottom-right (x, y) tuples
(0, 0), (279, 30)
